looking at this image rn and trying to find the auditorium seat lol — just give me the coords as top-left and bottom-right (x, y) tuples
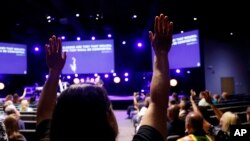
(20, 129), (36, 141)
(24, 120), (37, 129)
(20, 115), (36, 121)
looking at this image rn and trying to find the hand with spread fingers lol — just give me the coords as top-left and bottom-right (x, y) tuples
(45, 35), (67, 73)
(149, 14), (173, 56)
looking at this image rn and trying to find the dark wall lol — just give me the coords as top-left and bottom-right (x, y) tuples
(203, 37), (249, 95)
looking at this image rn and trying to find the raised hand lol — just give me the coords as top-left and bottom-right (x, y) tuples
(190, 89), (196, 102)
(149, 14), (173, 56)
(45, 35), (67, 73)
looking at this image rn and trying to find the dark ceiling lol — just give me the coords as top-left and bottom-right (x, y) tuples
(0, 0), (249, 43)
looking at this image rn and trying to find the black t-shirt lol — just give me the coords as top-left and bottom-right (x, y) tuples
(36, 120), (163, 141)
(132, 125), (164, 141)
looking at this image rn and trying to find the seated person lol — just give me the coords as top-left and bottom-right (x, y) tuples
(4, 115), (27, 141)
(198, 90), (210, 107)
(19, 99), (34, 112)
(177, 112), (213, 141)
(4, 105), (25, 130)
(167, 104), (185, 137)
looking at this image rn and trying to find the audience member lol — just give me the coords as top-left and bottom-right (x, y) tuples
(198, 90), (210, 107)
(0, 121), (8, 141)
(4, 115), (27, 141)
(212, 94), (220, 105)
(167, 104), (185, 137)
(246, 106), (250, 124)
(179, 97), (190, 121)
(4, 105), (25, 130)
(19, 99), (34, 112)
(36, 13), (173, 141)
(177, 112), (213, 141)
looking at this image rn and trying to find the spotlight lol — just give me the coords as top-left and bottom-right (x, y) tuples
(107, 34), (112, 38)
(0, 82), (5, 90)
(176, 69), (181, 74)
(61, 36), (65, 40)
(91, 36), (95, 40)
(137, 42), (142, 48)
(122, 41), (126, 45)
(104, 74), (109, 78)
(114, 77), (121, 84)
(34, 47), (39, 52)
(125, 78), (129, 82)
(170, 79), (178, 87)
(73, 78), (80, 84)
(67, 75), (71, 79)
(113, 73), (117, 76)
(124, 72), (129, 77)
(77, 37), (81, 41)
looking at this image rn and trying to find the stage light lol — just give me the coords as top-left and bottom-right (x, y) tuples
(67, 75), (71, 79)
(107, 34), (112, 38)
(34, 47), (39, 52)
(91, 36), (95, 40)
(76, 13), (80, 17)
(113, 73), (116, 76)
(74, 74), (78, 77)
(137, 42), (142, 48)
(90, 78), (95, 83)
(181, 31), (184, 33)
(124, 78), (129, 82)
(73, 78), (80, 84)
(46, 16), (51, 19)
(124, 72), (129, 77)
(77, 37), (81, 41)
(141, 89), (145, 93)
(114, 77), (121, 84)
(45, 75), (49, 79)
(193, 17), (197, 21)
(48, 20), (51, 23)
(122, 41), (126, 45)
(197, 62), (201, 67)
(94, 73), (98, 77)
(104, 74), (109, 78)
(132, 15), (137, 19)
(170, 79), (178, 87)
(61, 36), (65, 40)
(176, 69), (181, 73)
(0, 82), (5, 90)
(187, 70), (191, 74)
(230, 32), (233, 36)
(80, 78), (85, 83)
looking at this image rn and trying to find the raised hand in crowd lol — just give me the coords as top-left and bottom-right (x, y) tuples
(133, 13), (173, 140)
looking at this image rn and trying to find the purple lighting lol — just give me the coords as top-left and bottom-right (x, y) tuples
(124, 78), (129, 82)
(124, 72), (129, 77)
(67, 75), (71, 79)
(137, 42), (142, 47)
(107, 34), (112, 38)
(91, 36), (95, 40)
(77, 37), (81, 41)
(61, 36), (65, 40)
(104, 74), (109, 78)
(34, 47), (39, 51)
(122, 41), (126, 45)
(176, 69), (181, 73)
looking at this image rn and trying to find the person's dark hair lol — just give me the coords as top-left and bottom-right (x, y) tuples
(50, 84), (117, 141)
(186, 112), (204, 131)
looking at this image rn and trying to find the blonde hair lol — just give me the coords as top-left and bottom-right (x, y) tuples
(220, 111), (240, 133)
(20, 99), (30, 112)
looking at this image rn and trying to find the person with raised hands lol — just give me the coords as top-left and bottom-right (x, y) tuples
(132, 13), (173, 141)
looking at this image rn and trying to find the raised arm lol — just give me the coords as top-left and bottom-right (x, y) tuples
(19, 87), (27, 101)
(204, 91), (223, 120)
(37, 35), (66, 125)
(189, 89), (212, 132)
(139, 14), (173, 138)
